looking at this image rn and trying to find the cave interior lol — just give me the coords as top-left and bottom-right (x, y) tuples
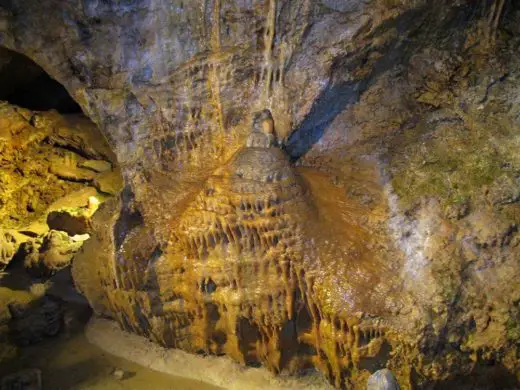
(0, 1), (520, 390)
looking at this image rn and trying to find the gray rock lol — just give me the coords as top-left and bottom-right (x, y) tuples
(487, 174), (520, 205)
(79, 159), (112, 173)
(367, 369), (400, 390)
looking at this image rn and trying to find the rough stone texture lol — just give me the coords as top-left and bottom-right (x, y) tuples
(0, 101), (118, 230)
(47, 206), (94, 236)
(0, 230), (16, 271)
(1, 0), (520, 389)
(23, 230), (86, 277)
(367, 369), (400, 390)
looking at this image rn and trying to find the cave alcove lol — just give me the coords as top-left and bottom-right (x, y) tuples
(0, 46), (81, 113)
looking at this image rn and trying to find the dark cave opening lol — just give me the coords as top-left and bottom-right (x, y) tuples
(0, 47), (82, 113)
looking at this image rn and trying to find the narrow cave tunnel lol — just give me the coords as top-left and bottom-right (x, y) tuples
(0, 47), (82, 113)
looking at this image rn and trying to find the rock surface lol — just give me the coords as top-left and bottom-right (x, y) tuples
(0, 230), (16, 271)
(7, 298), (62, 346)
(23, 230), (86, 277)
(367, 369), (400, 390)
(1, 0), (520, 389)
(0, 101), (120, 230)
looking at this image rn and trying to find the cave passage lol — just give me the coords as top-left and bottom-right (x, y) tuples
(0, 47), (81, 113)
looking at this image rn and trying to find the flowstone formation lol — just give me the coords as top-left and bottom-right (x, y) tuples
(75, 113), (406, 388)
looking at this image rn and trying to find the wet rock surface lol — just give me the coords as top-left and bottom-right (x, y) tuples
(367, 369), (400, 390)
(0, 230), (16, 271)
(1, 0), (520, 389)
(23, 230), (86, 277)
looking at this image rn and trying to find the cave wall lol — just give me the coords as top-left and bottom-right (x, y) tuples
(0, 0), (463, 261)
(2, 1), (520, 388)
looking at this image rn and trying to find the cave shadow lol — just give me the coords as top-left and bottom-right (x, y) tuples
(0, 47), (81, 113)
(284, 1), (477, 161)
(422, 363), (520, 390)
(0, 250), (34, 292)
(283, 6), (424, 161)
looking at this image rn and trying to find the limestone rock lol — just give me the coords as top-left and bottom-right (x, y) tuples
(487, 174), (520, 205)
(50, 163), (96, 183)
(47, 208), (92, 235)
(466, 210), (515, 247)
(0, 230), (17, 271)
(78, 159), (112, 173)
(445, 199), (470, 220)
(2, 0), (520, 388)
(93, 169), (124, 196)
(23, 230), (84, 277)
(0, 102), (119, 230)
(367, 369), (400, 390)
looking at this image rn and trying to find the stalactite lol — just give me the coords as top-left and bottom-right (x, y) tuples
(208, 0), (226, 138)
(262, 0), (277, 103)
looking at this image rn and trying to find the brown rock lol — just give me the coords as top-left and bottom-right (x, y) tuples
(0, 230), (17, 271)
(93, 169), (124, 196)
(3, 0), (520, 388)
(47, 208), (92, 235)
(78, 159), (112, 173)
(50, 164), (96, 183)
(23, 230), (85, 276)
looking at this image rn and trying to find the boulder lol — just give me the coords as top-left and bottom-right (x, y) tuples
(8, 297), (62, 346)
(47, 208), (92, 235)
(367, 369), (400, 390)
(0, 230), (17, 271)
(1, 368), (42, 390)
(78, 159), (112, 173)
(23, 230), (85, 277)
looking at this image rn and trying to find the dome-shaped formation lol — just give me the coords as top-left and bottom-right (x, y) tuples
(98, 145), (396, 387)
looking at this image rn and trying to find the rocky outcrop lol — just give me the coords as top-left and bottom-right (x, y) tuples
(0, 230), (16, 270)
(7, 298), (62, 346)
(23, 230), (87, 277)
(2, 0), (520, 388)
(0, 101), (119, 230)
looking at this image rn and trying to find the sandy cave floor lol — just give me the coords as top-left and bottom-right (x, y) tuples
(1, 328), (223, 390)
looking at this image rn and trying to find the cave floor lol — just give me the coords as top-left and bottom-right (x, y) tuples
(1, 327), (223, 390)
(0, 264), (222, 390)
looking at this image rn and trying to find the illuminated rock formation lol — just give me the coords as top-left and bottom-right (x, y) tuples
(75, 139), (405, 387)
(23, 230), (86, 277)
(2, 0), (520, 388)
